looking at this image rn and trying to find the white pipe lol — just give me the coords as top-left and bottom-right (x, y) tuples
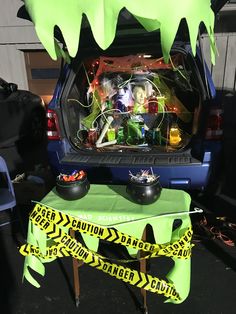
(96, 140), (117, 148)
(96, 116), (114, 145)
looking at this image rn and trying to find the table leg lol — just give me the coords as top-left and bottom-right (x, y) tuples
(70, 229), (84, 307)
(140, 228), (148, 314)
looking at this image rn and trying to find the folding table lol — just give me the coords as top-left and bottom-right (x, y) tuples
(21, 184), (192, 311)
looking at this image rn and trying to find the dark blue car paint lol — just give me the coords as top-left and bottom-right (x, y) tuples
(47, 137), (215, 190)
(46, 40), (220, 191)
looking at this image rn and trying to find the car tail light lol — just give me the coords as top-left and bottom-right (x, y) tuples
(46, 109), (60, 140)
(205, 108), (223, 140)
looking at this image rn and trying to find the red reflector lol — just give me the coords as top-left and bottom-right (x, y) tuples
(46, 109), (60, 140)
(205, 108), (223, 140)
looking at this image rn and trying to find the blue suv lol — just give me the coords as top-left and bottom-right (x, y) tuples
(46, 25), (223, 190)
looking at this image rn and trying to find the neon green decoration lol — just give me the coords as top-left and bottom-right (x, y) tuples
(25, 0), (216, 64)
(21, 185), (193, 303)
(81, 90), (101, 129)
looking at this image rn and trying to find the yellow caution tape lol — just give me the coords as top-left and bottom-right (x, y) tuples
(29, 203), (193, 259)
(20, 243), (70, 259)
(20, 203), (194, 301)
(20, 209), (183, 301)
(20, 242), (194, 263)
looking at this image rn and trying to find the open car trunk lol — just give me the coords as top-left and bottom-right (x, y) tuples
(59, 34), (206, 168)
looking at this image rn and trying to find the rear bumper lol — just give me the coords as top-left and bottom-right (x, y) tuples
(47, 142), (211, 191)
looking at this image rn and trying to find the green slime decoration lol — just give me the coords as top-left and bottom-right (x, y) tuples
(81, 90), (101, 129)
(22, 185), (192, 304)
(24, 0), (216, 64)
(153, 76), (192, 123)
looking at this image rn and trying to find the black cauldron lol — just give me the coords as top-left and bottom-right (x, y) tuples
(56, 176), (90, 201)
(126, 177), (162, 205)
